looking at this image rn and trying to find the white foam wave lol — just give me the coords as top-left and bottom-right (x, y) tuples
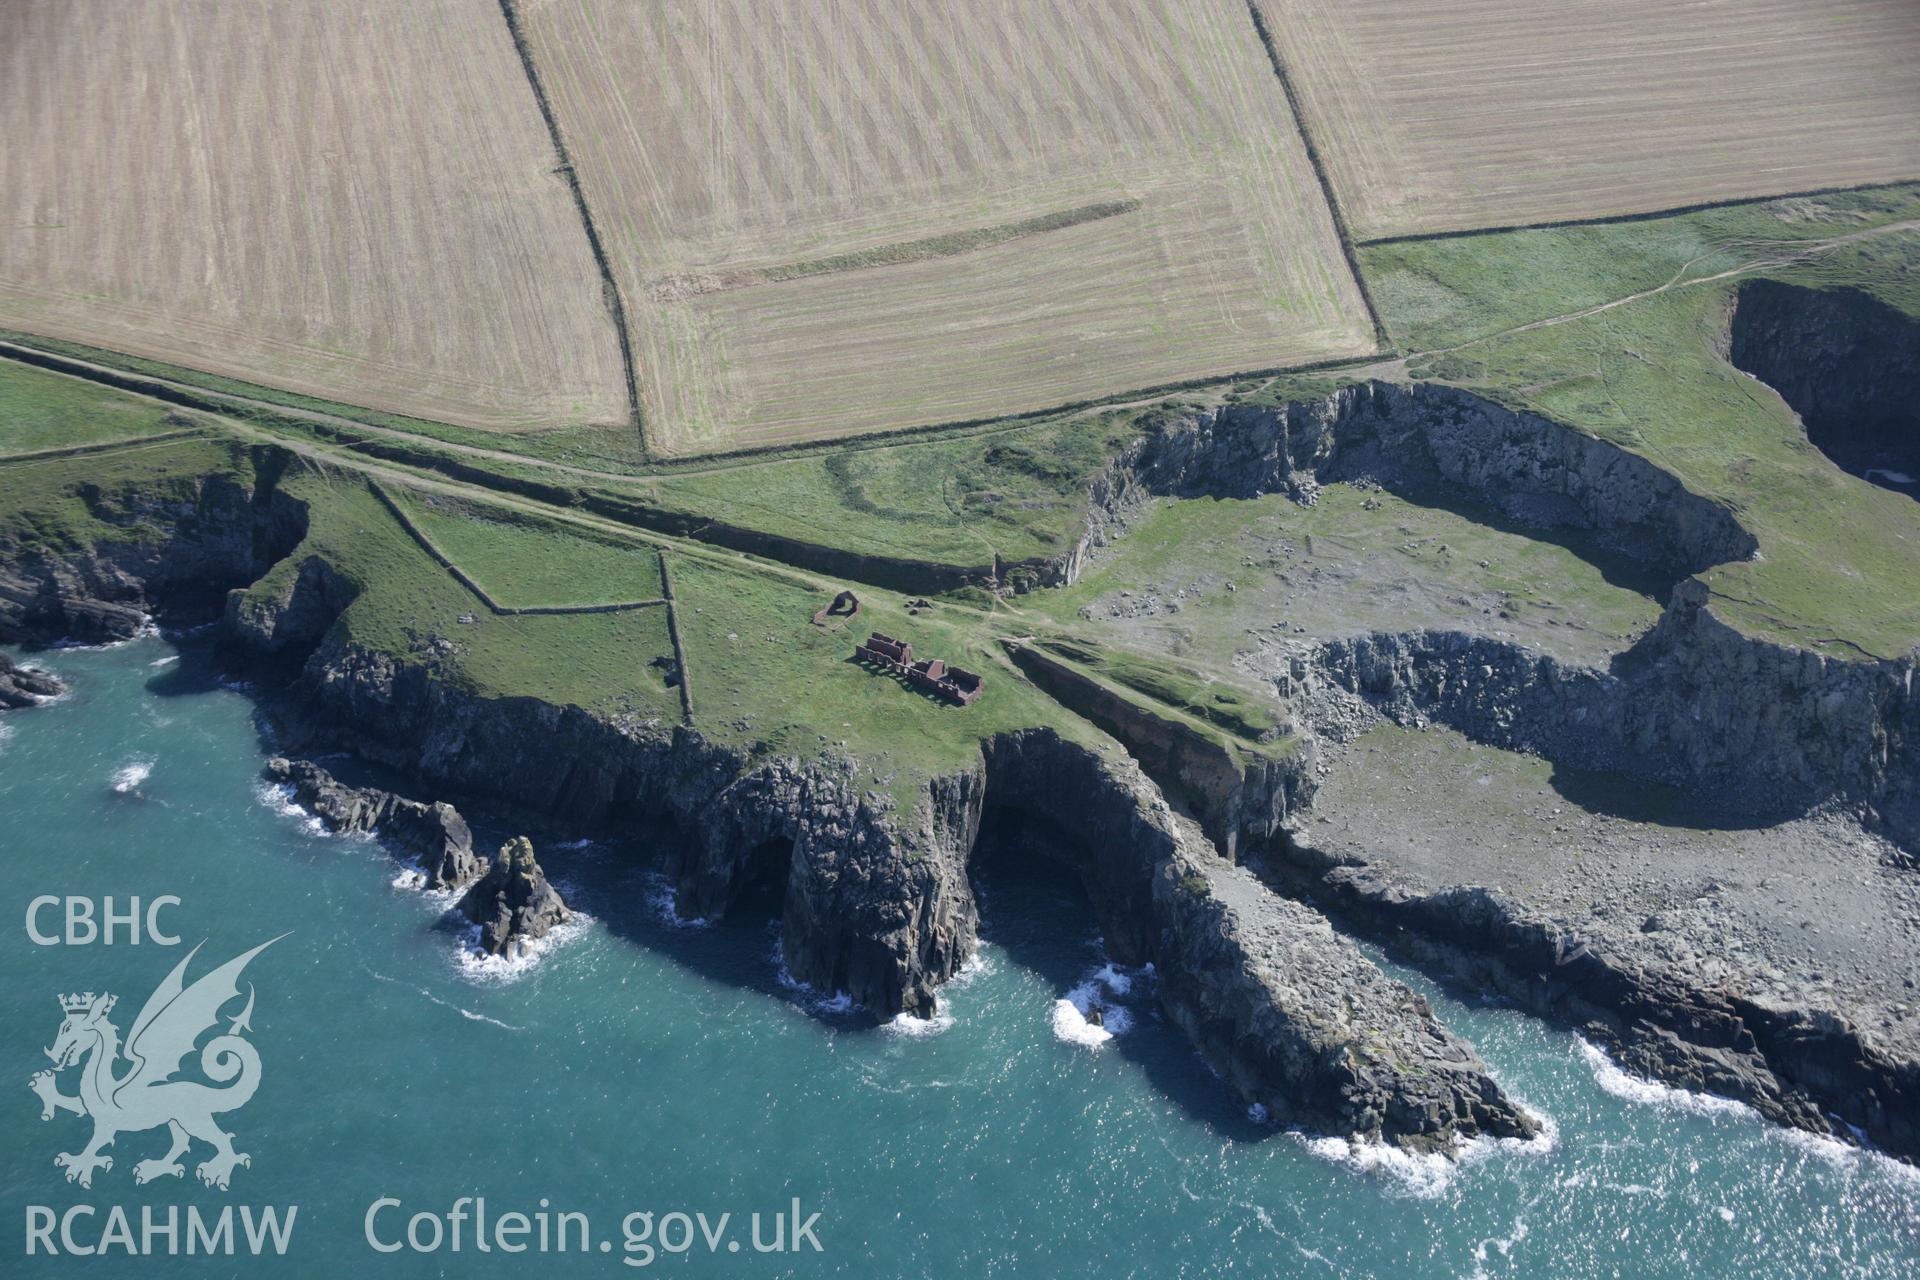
(55, 620), (157, 650)
(885, 1007), (952, 1036)
(110, 758), (153, 793)
(1577, 1038), (1753, 1117)
(641, 872), (709, 929)
(454, 912), (592, 983)
(1051, 996), (1114, 1047)
(1470, 1217), (1530, 1279)
(1051, 958), (1146, 1049)
(148, 654), (179, 668)
(1297, 1134), (1460, 1199)
(362, 964), (523, 1031)
(0, 721), (12, 753)
(1774, 1123), (1920, 1186)
(1292, 1107), (1557, 1200)
(771, 941), (862, 1017)
(253, 781), (328, 836)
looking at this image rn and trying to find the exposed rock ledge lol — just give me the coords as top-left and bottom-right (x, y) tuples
(263, 756), (483, 890)
(1156, 815), (1538, 1150)
(1257, 848), (1918, 1160)
(0, 652), (64, 708)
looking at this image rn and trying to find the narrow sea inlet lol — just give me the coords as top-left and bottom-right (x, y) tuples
(4, 636), (1916, 1277)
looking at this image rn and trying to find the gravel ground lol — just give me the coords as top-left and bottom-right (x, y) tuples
(1061, 487), (1659, 672)
(1298, 720), (1920, 1054)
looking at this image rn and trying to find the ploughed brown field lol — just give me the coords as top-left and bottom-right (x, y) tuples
(524, 0), (1376, 456)
(0, 0), (628, 431)
(1257, 0), (1920, 239)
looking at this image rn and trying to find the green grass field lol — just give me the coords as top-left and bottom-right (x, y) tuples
(394, 493), (665, 609)
(1032, 484), (1663, 670)
(0, 329), (647, 472)
(1364, 183), (1920, 352)
(0, 358), (191, 456)
(1365, 190), (1920, 659)
(0, 435), (246, 553)
(642, 410), (1146, 568)
(668, 553), (1095, 811)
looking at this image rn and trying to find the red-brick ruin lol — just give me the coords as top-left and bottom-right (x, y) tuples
(854, 631), (985, 706)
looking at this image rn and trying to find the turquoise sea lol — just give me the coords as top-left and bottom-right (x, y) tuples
(3, 635), (1917, 1277)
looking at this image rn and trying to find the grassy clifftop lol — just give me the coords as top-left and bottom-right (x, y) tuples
(1363, 186), (1920, 659)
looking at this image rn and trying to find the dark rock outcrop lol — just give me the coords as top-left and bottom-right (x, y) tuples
(978, 730), (1536, 1149)
(1003, 640), (1315, 861)
(263, 756), (482, 889)
(458, 836), (571, 958)
(0, 652), (63, 708)
(1293, 578), (1920, 844)
(284, 633), (1534, 1150)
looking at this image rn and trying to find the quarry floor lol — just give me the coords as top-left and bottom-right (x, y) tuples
(1295, 720), (1920, 1058)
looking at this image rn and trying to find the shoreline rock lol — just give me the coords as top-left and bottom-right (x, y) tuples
(458, 836), (571, 958)
(264, 756), (482, 890)
(1256, 846), (1919, 1159)
(0, 652), (64, 708)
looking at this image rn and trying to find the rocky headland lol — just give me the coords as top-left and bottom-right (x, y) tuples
(5, 374), (1917, 1161)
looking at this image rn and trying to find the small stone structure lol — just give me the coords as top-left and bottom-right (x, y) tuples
(813, 589), (862, 625)
(854, 632), (984, 706)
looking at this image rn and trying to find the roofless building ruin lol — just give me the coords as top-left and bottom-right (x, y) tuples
(854, 632), (984, 706)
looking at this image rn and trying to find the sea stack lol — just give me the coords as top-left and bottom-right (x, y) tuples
(458, 836), (572, 959)
(0, 652), (64, 709)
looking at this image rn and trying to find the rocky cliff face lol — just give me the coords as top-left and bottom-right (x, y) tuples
(282, 629), (1536, 1148)
(0, 448), (308, 647)
(1157, 826), (1539, 1152)
(263, 756), (483, 889)
(1003, 641), (1316, 861)
(1054, 380), (1755, 586)
(8, 424), (1899, 1157)
(1727, 279), (1919, 492)
(1065, 381), (1918, 844)
(459, 836), (572, 958)
(1292, 579), (1920, 843)
(1259, 853), (1920, 1159)
(0, 652), (63, 708)
(978, 729), (1537, 1148)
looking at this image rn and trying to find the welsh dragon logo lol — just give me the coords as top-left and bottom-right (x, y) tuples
(29, 937), (282, 1190)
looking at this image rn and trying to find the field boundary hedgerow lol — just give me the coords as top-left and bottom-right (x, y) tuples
(494, 0), (647, 453)
(657, 554), (695, 725)
(1242, 0), (1388, 349)
(1355, 179), (1920, 248)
